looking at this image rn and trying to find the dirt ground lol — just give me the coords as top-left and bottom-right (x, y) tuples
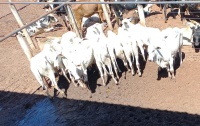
(1, 2), (200, 126)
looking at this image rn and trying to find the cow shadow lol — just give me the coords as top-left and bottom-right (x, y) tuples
(88, 62), (126, 93)
(56, 74), (70, 97)
(157, 52), (185, 80)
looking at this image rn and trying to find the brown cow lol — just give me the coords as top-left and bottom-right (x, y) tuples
(39, 0), (105, 36)
(71, 0), (104, 30)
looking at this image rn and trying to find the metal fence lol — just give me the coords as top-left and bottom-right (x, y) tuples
(1, 1), (200, 4)
(0, 0), (200, 43)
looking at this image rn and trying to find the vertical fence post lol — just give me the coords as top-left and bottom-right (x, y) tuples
(137, 4), (146, 27)
(66, 4), (82, 38)
(100, 0), (113, 30)
(8, 0), (36, 49)
(16, 34), (33, 61)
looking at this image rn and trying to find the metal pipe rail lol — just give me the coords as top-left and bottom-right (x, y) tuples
(1, 0), (200, 42)
(0, 2), (66, 42)
(1, 1), (200, 4)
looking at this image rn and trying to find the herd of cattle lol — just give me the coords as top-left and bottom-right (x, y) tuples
(29, 17), (200, 98)
(17, 0), (200, 98)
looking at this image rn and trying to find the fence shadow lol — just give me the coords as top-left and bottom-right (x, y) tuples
(1, 90), (200, 126)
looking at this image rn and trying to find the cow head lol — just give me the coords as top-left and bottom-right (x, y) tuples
(192, 26), (200, 47)
(147, 45), (161, 62)
(46, 14), (59, 23)
(143, 4), (153, 15)
(121, 18), (132, 28)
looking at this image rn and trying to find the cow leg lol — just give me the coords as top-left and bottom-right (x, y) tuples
(126, 54), (135, 76)
(69, 73), (78, 87)
(169, 58), (175, 79)
(134, 53), (142, 77)
(138, 40), (146, 61)
(78, 79), (87, 88)
(167, 66), (172, 78)
(121, 52), (129, 72)
(164, 4), (168, 23)
(96, 62), (107, 86)
(81, 68), (89, 89)
(179, 50), (183, 65)
(132, 41), (142, 76)
(49, 71), (67, 98)
(111, 57), (120, 80)
(171, 7), (176, 19)
(121, 56), (129, 79)
(106, 59), (118, 85)
(61, 68), (71, 83)
(102, 64), (109, 85)
(68, 63), (81, 87)
(123, 49), (133, 73)
(75, 16), (82, 30)
(98, 6), (104, 23)
(31, 67), (51, 98)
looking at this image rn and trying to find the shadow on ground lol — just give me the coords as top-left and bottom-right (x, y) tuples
(0, 90), (200, 126)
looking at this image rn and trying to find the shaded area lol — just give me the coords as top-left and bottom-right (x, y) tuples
(0, 91), (200, 126)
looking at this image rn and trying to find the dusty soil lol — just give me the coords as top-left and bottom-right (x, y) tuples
(0, 1), (200, 126)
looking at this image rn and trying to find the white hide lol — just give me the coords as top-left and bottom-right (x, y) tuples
(86, 23), (118, 85)
(60, 31), (95, 85)
(30, 40), (65, 97)
(147, 27), (183, 78)
(121, 18), (162, 61)
(107, 30), (127, 76)
(118, 27), (142, 76)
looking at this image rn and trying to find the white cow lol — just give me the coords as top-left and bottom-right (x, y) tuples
(60, 31), (95, 88)
(30, 39), (67, 98)
(86, 23), (119, 85)
(107, 30), (128, 79)
(121, 18), (162, 61)
(118, 27), (142, 76)
(148, 27), (183, 79)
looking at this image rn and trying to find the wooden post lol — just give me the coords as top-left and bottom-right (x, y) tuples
(8, 0), (36, 49)
(16, 34), (33, 61)
(100, 0), (113, 30)
(66, 5), (82, 38)
(137, 4), (146, 27)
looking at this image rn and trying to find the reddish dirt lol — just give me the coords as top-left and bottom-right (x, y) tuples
(0, 2), (200, 126)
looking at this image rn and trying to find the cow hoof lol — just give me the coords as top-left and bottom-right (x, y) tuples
(48, 95), (54, 100)
(62, 93), (67, 99)
(74, 83), (79, 87)
(80, 83), (87, 88)
(158, 67), (162, 72)
(132, 71), (135, 76)
(102, 82), (107, 86)
(116, 82), (119, 85)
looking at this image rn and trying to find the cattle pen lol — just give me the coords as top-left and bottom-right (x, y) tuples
(1, 1), (200, 126)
